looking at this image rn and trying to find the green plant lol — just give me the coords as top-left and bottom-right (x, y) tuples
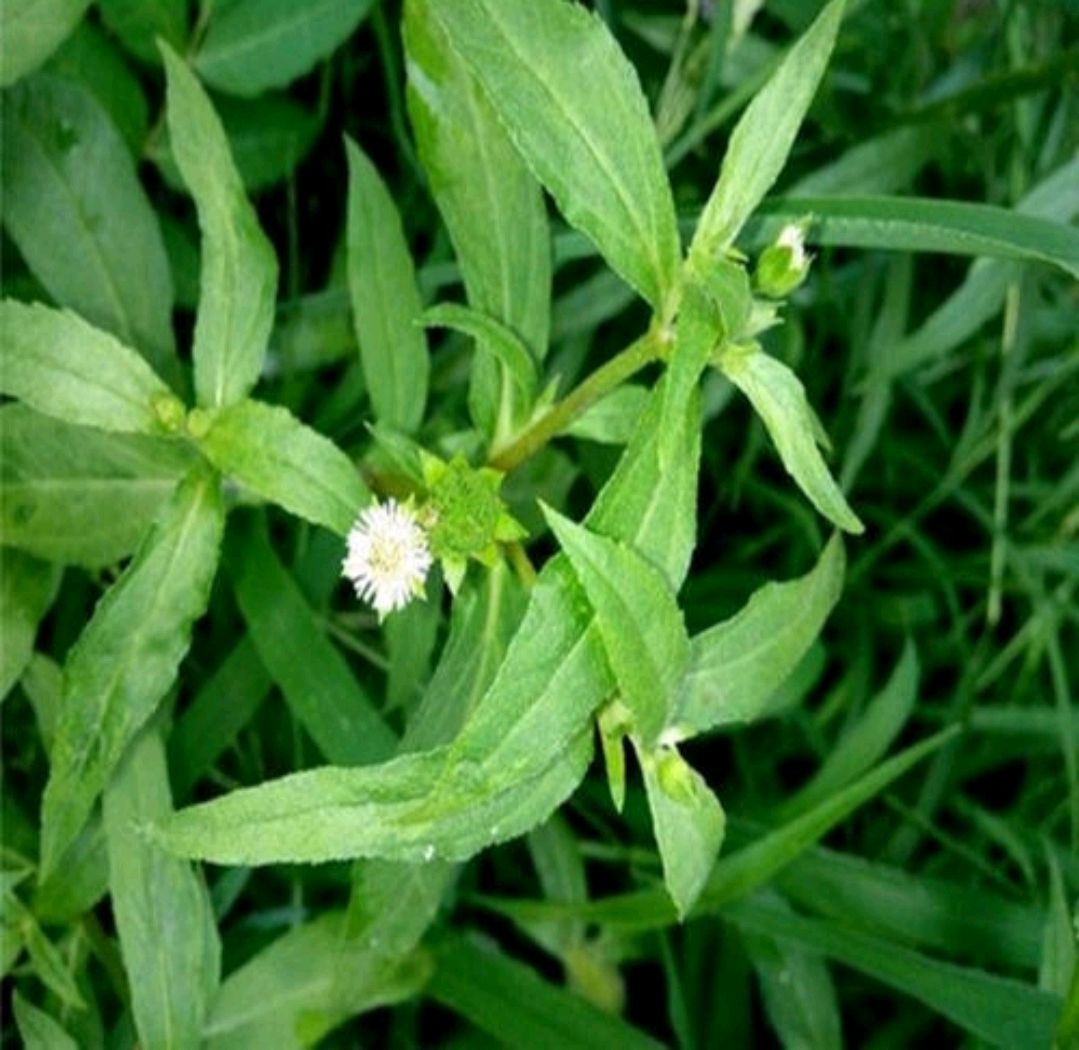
(2, 0), (1076, 1046)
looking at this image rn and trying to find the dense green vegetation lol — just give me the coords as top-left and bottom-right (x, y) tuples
(1, 0), (1076, 1047)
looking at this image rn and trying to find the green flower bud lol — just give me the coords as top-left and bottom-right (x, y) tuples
(755, 223), (812, 299)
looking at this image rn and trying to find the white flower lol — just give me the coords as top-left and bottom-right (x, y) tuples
(342, 499), (432, 616)
(776, 223), (807, 269)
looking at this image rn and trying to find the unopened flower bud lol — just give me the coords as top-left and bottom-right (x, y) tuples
(755, 223), (812, 299)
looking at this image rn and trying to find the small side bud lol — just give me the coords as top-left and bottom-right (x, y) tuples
(151, 392), (186, 434)
(755, 222), (812, 299)
(185, 407), (214, 440)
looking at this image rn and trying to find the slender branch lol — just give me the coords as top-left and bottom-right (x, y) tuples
(488, 328), (665, 473)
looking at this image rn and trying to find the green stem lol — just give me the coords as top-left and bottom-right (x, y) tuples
(488, 329), (665, 473)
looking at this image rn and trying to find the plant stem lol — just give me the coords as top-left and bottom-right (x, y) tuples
(488, 328), (664, 473)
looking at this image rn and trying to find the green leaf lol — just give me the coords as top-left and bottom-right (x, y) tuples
(404, 0), (550, 440)
(1, 74), (176, 371)
(0, 0), (90, 87)
(97, 0), (187, 64)
(752, 195), (1079, 278)
(226, 512), (396, 766)
(423, 302), (538, 398)
(427, 0), (681, 313)
(544, 505), (688, 743)
(103, 727), (220, 1050)
(636, 743), (726, 919)
(12, 991), (78, 1050)
(40, 463), (224, 876)
(150, 91), (321, 193)
(586, 282), (720, 589)
(168, 640), (271, 797)
(678, 534), (845, 734)
(196, 398), (368, 536)
(0, 301), (174, 434)
(345, 138), (429, 433)
(779, 640), (919, 818)
(688, 0), (845, 265)
(718, 345), (863, 533)
(0, 404), (195, 569)
(157, 558), (605, 865)
(195, 0), (374, 97)
(0, 550), (59, 702)
(46, 22), (151, 154)
(742, 893), (843, 1050)
(2, 889), (84, 1008)
(203, 910), (429, 1049)
(162, 45), (278, 408)
(726, 893), (1062, 1050)
(428, 934), (664, 1050)
(565, 384), (650, 445)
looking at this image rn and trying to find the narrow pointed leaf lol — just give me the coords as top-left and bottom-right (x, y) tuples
(544, 505), (688, 743)
(678, 534), (845, 734)
(689, 0), (845, 264)
(0, 301), (172, 434)
(427, 0), (680, 312)
(104, 727), (220, 1050)
(12, 992), (78, 1050)
(637, 743), (726, 919)
(0, 550), (60, 702)
(162, 45), (278, 408)
(2, 74), (176, 370)
(0, 0), (90, 87)
(719, 346), (863, 533)
(345, 137), (429, 433)
(40, 464), (224, 875)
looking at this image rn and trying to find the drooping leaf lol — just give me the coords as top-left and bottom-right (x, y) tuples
(195, 0), (375, 97)
(0, 0), (90, 87)
(718, 345), (863, 533)
(0, 404), (195, 569)
(0, 551), (59, 703)
(40, 463), (224, 876)
(544, 505), (688, 743)
(404, 0), (550, 439)
(103, 726), (220, 1050)
(225, 512), (396, 766)
(636, 742), (726, 919)
(1, 74), (175, 371)
(423, 302), (538, 399)
(677, 534), (845, 734)
(427, 0), (681, 313)
(345, 137), (429, 433)
(196, 398), (368, 536)
(98, 0), (186, 62)
(162, 45), (278, 408)
(0, 300), (174, 434)
(689, 0), (845, 264)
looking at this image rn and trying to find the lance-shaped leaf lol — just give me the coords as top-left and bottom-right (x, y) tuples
(195, 0), (375, 98)
(157, 558), (606, 865)
(719, 345), (863, 533)
(586, 282), (721, 589)
(345, 137), (429, 434)
(0, 301), (175, 435)
(677, 534), (845, 734)
(688, 0), (845, 265)
(427, 0), (681, 313)
(404, 0), (550, 439)
(40, 463), (224, 876)
(103, 727), (220, 1050)
(12, 992), (79, 1050)
(0, 0), (90, 87)
(544, 505), (688, 744)
(162, 44), (278, 409)
(2, 74), (176, 371)
(0, 404), (195, 569)
(0, 550), (59, 702)
(196, 398), (369, 536)
(635, 742), (726, 919)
